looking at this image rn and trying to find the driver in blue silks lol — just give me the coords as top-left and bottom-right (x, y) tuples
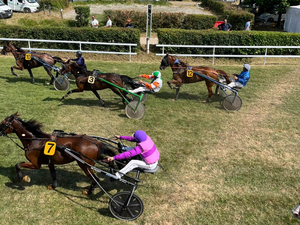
(228, 64), (250, 89)
(67, 51), (87, 71)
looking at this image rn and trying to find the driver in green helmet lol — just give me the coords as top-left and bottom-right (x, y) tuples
(131, 71), (163, 93)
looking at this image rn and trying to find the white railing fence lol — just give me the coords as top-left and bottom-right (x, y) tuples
(0, 38), (137, 61)
(156, 44), (300, 65)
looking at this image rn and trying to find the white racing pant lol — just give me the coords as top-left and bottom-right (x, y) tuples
(116, 160), (158, 178)
(130, 87), (153, 94)
(228, 81), (244, 88)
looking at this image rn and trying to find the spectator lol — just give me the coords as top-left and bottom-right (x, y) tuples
(104, 15), (112, 28)
(218, 19), (232, 31)
(245, 20), (252, 31)
(228, 64), (250, 89)
(125, 19), (133, 28)
(90, 16), (98, 28)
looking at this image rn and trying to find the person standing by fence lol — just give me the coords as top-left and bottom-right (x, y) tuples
(245, 20), (252, 31)
(218, 19), (232, 31)
(104, 15), (112, 28)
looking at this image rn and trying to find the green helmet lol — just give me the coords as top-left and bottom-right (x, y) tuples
(152, 71), (161, 77)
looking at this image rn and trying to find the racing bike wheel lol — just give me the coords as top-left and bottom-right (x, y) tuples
(125, 101), (145, 120)
(133, 92), (148, 103)
(109, 191), (144, 221)
(222, 94), (242, 111)
(54, 77), (70, 91)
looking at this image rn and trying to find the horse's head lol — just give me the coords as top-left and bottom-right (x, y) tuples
(0, 113), (20, 136)
(159, 54), (170, 70)
(60, 62), (85, 77)
(1, 45), (7, 55)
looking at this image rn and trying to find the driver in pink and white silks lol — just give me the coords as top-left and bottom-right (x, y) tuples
(130, 71), (163, 93)
(107, 130), (160, 179)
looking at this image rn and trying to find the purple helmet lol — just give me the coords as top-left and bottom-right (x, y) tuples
(133, 130), (147, 142)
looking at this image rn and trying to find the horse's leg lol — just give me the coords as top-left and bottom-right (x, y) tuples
(47, 163), (57, 190)
(76, 161), (99, 195)
(11, 64), (24, 77)
(15, 161), (40, 183)
(92, 90), (105, 106)
(60, 88), (84, 101)
(175, 86), (181, 100)
(203, 81), (214, 103)
(43, 67), (54, 85)
(27, 68), (35, 84)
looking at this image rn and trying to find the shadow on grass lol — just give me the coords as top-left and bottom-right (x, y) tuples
(0, 74), (52, 85)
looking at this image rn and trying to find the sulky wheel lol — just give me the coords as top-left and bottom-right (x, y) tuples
(54, 77), (70, 91)
(109, 191), (144, 221)
(222, 94), (242, 111)
(125, 101), (145, 120)
(133, 93), (148, 103)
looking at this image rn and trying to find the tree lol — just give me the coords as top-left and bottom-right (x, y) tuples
(243, 0), (300, 27)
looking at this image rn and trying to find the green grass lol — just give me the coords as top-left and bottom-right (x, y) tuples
(0, 56), (300, 224)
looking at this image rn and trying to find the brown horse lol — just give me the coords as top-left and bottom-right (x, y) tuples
(159, 53), (231, 102)
(1, 42), (64, 84)
(0, 113), (117, 195)
(59, 61), (133, 106)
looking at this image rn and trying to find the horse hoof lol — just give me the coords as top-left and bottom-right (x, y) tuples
(82, 189), (89, 195)
(23, 175), (31, 183)
(31, 80), (35, 84)
(172, 98), (176, 101)
(47, 184), (55, 190)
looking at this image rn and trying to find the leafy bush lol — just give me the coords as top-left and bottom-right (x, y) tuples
(157, 29), (300, 55)
(74, 6), (90, 27)
(39, 0), (69, 10)
(0, 26), (140, 52)
(104, 10), (216, 31)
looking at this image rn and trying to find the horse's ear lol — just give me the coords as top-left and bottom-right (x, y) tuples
(14, 111), (20, 117)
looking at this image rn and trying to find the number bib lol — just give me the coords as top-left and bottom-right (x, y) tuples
(88, 76), (95, 84)
(186, 70), (193, 77)
(44, 142), (56, 156)
(25, 53), (32, 61)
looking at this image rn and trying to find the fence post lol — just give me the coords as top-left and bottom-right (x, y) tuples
(162, 46), (164, 55)
(129, 45), (132, 62)
(264, 48), (268, 65)
(28, 40), (31, 50)
(212, 46), (215, 65)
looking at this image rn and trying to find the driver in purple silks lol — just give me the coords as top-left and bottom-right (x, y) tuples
(66, 51), (87, 71)
(107, 130), (160, 179)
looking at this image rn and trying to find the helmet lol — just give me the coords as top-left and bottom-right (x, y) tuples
(152, 71), (161, 77)
(127, 19), (131, 23)
(243, 64), (251, 71)
(133, 130), (147, 142)
(76, 51), (82, 57)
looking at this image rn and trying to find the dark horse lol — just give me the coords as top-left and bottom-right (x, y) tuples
(159, 53), (231, 102)
(0, 113), (117, 195)
(1, 42), (64, 84)
(59, 61), (135, 106)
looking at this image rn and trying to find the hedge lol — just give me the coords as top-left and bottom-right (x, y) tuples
(0, 26), (140, 52)
(157, 29), (300, 55)
(103, 10), (217, 31)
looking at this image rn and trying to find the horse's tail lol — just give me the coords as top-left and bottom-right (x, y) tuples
(216, 69), (231, 84)
(53, 56), (64, 64)
(120, 75), (137, 89)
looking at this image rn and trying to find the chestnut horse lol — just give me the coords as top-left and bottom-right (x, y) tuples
(59, 61), (134, 106)
(159, 54), (231, 102)
(0, 113), (117, 195)
(1, 42), (64, 84)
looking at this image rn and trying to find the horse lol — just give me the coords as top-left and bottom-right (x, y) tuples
(0, 113), (117, 195)
(59, 61), (135, 106)
(1, 42), (64, 84)
(159, 53), (231, 102)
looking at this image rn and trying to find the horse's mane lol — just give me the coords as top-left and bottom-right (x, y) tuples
(71, 63), (88, 75)
(14, 45), (27, 53)
(19, 118), (51, 138)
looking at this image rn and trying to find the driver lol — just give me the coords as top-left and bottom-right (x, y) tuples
(130, 71), (163, 94)
(228, 64), (250, 89)
(107, 130), (160, 179)
(66, 51), (87, 71)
